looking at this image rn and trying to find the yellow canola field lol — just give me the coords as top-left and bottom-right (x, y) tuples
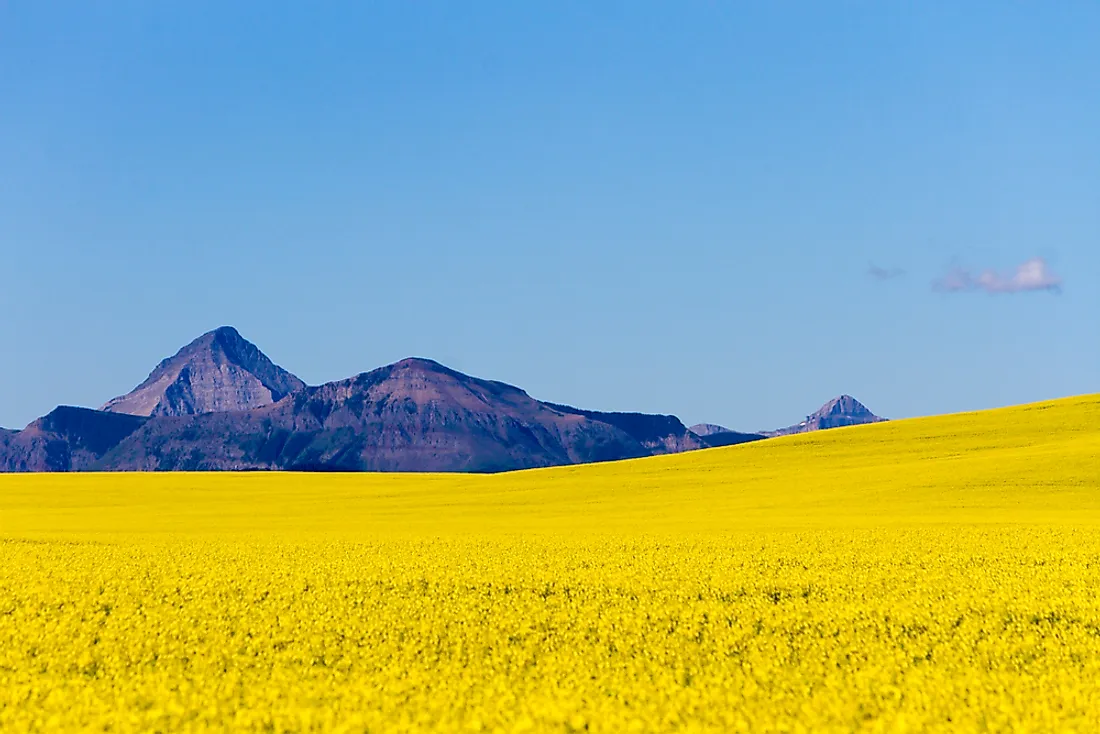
(1, 394), (1099, 732)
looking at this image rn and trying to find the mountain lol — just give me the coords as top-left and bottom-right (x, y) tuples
(0, 407), (148, 472)
(101, 326), (305, 417)
(763, 395), (885, 437)
(93, 358), (659, 472)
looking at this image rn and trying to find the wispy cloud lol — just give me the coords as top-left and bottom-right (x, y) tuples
(934, 257), (1063, 294)
(868, 265), (905, 281)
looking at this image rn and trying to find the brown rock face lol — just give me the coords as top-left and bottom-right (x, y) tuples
(101, 326), (305, 417)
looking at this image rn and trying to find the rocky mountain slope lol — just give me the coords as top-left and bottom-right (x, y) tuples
(101, 326), (305, 417)
(763, 395), (885, 437)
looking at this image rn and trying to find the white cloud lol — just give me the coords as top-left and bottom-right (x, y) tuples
(934, 257), (1062, 294)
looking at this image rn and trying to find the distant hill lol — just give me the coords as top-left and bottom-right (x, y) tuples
(763, 395), (885, 437)
(102, 326), (305, 417)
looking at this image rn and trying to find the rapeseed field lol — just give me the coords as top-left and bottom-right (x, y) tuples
(2, 394), (1099, 731)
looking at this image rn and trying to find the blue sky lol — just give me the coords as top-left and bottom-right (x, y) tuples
(1, 2), (1097, 431)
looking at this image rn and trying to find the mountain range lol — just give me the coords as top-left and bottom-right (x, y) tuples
(0, 327), (885, 473)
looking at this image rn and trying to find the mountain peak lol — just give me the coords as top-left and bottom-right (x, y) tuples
(813, 395), (875, 419)
(208, 325), (247, 347)
(764, 395), (885, 437)
(101, 327), (306, 417)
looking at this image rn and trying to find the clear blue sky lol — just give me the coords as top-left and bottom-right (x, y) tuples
(2, 2), (1097, 431)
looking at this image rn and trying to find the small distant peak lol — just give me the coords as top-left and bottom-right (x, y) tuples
(765, 394), (884, 437)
